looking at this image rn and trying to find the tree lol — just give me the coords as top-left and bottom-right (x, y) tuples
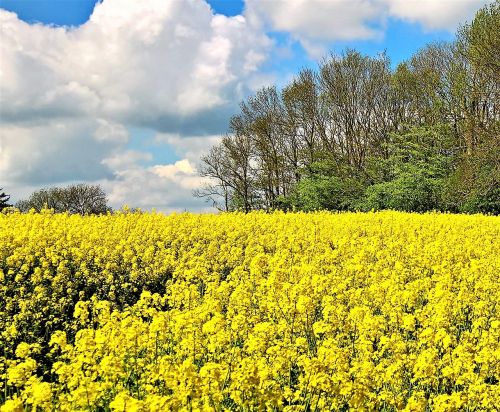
(195, 133), (258, 212)
(317, 50), (394, 172)
(16, 184), (111, 215)
(457, 0), (500, 82)
(282, 69), (324, 173)
(444, 129), (500, 214)
(281, 162), (363, 212)
(0, 188), (11, 211)
(357, 125), (455, 212)
(195, 2), (499, 215)
(446, 0), (500, 212)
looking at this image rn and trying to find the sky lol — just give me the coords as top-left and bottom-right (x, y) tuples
(0, 0), (489, 212)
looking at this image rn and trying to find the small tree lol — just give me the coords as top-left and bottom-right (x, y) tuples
(16, 184), (111, 215)
(0, 188), (12, 211)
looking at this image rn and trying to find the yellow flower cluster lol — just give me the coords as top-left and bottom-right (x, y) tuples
(1, 210), (499, 411)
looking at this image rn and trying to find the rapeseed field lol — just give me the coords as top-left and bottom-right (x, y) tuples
(1, 210), (499, 411)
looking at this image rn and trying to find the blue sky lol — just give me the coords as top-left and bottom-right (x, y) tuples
(0, 0), (245, 23)
(0, 0), (487, 211)
(0, 0), (248, 22)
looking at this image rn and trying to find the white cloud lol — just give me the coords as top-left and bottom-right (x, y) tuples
(0, 0), (271, 211)
(101, 157), (210, 213)
(245, 0), (383, 57)
(385, 0), (488, 31)
(97, 134), (219, 212)
(152, 159), (203, 190)
(101, 150), (152, 170)
(246, 0), (383, 41)
(244, 0), (488, 56)
(154, 159), (194, 176)
(0, 119), (116, 185)
(93, 119), (130, 143)
(154, 133), (221, 164)
(0, 1), (271, 124)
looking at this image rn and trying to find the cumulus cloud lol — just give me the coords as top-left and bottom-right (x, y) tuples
(154, 133), (221, 164)
(101, 157), (210, 213)
(0, 0), (271, 210)
(246, 0), (383, 41)
(152, 159), (202, 191)
(385, 0), (488, 31)
(0, 1), (270, 125)
(93, 119), (130, 143)
(96, 133), (220, 212)
(101, 150), (152, 170)
(244, 0), (488, 57)
(0, 119), (116, 185)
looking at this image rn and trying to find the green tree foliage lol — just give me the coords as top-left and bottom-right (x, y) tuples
(16, 183), (111, 215)
(280, 161), (364, 211)
(444, 129), (500, 214)
(358, 125), (456, 212)
(458, 0), (500, 81)
(359, 173), (444, 212)
(447, 0), (500, 213)
(197, 2), (499, 214)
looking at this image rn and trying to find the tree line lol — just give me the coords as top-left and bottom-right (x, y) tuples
(196, 1), (499, 214)
(0, 184), (111, 215)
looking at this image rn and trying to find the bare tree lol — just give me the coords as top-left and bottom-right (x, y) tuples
(195, 132), (257, 212)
